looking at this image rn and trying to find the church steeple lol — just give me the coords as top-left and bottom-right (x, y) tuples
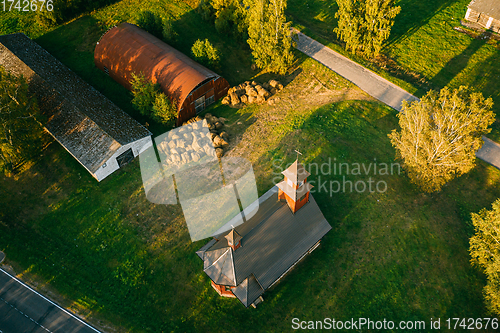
(276, 159), (313, 213)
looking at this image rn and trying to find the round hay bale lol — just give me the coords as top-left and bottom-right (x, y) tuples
(209, 128), (218, 134)
(202, 119), (208, 127)
(255, 95), (265, 104)
(192, 140), (202, 151)
(269, 79), (279, 88)
(267, 98), (275, 106)
(191, 152), (200, 162)
(246, 87), (258, 97)
(230, 92), (240, 105)
(220, 131), (229, 142)
(215, 148), (224, 158)
(257, 87), (270, 98)
(277, 83), (284, 91)
(251, 81), (257, 86)
(248, 95), (256, 104)
(271, 88), (277, 95)
(255, 85), (263, 90)
(195, 116), (202, 122)
(263, 82), (270, 90)
(245, 81), (251, 86)
(213, 135), (229, 147)
(210, 132), (218, 141)
(191, 122), (199, 130)
(176, 139), (186, 148)
(240, 94), (248, 104)
(251, 63), (257, 71)
(168, 140), (176, 149)
(222, 96), (230, 105)
(214, 121), (224, 130)
(204, 113), (212, 119)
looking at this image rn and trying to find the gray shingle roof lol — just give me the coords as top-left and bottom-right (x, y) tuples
(198, 186), (331, 307)
(0, 33), (151, 173)
(469, 0), (500, 19)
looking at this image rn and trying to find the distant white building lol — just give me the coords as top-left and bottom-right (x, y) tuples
(465, 0), (500, 33)
(0, 33), (152, 182)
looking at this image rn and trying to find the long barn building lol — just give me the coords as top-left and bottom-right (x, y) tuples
(0, 33), (152, 182)
(94, 23), (230, 126)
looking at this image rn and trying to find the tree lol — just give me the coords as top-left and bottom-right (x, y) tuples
(136, 11), (163, 38)
(247, 0), (294, 75)
(191, 39), (221, 69)
(152, 93), (177, 126)
(388, 86), (495, 192)
(0, 66), (45, 174)
(470, 199), (500, 315)
(130, 72), (176, 126)
(334, 0), (401, 58)
(130, 72), (159, 116)
(198, 0), (250, 40)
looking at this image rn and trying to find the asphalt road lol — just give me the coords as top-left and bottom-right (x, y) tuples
(293, 29), (419, 111)
(0, 268), (102, 333)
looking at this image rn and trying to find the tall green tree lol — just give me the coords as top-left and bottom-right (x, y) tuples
(0, 67), (45, 174)
(247, 0), (294, 75)
(130, 72), (176, 126)
(470, 199), (500, 315)
(388, 86), (495, 192)
(335, 0), (401, 58)
(198, 0), (250, 40)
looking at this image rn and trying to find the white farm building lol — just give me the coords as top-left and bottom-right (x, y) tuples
(0, 33), (152, 181)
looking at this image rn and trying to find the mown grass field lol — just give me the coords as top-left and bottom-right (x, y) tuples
(1, 0), (500, 332)
(287, 0), (500, 140)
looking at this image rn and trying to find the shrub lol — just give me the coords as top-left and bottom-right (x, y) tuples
(152, 93), (177, 126)
(191, 39), (220, 69)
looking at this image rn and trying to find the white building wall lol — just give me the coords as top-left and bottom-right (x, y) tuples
(94, 136), (152, 182)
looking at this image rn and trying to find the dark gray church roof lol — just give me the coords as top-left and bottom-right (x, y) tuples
(469, 0), (500, 19)
(197, 186), (331, 307)
(0, 33), (151, 173)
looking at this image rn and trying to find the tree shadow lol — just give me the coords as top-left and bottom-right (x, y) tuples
(419, 31), (491, 96)
(387, 0), (457, 48)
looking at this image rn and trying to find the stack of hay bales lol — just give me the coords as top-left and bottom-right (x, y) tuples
(156, 119), (215, 169)
(204, 113), (230, 158)
(156, 115), (230, 170)
(182, 115), (203, 126)
(222, 79), (284, 107)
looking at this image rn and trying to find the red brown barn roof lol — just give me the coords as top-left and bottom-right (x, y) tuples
(94, 23), (218, 112)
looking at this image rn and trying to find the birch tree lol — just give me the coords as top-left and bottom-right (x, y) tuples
(335, 0), (401, 58)
(0, 66), (45, 174)
(247, 0), (294, 75)
(470, 199), (500, 315)
(389, 86), (495, 192)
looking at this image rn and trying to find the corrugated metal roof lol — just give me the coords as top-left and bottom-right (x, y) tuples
(94, 23), (217, 111)
(231, 274), (265, 307)
(198, 186), (331, 306)
(469, 0), (500, 19)
(0, 33), (151, 173)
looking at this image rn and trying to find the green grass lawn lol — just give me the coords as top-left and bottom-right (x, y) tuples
(1, 0), (500, 332)
(287, 0), (500, 140)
